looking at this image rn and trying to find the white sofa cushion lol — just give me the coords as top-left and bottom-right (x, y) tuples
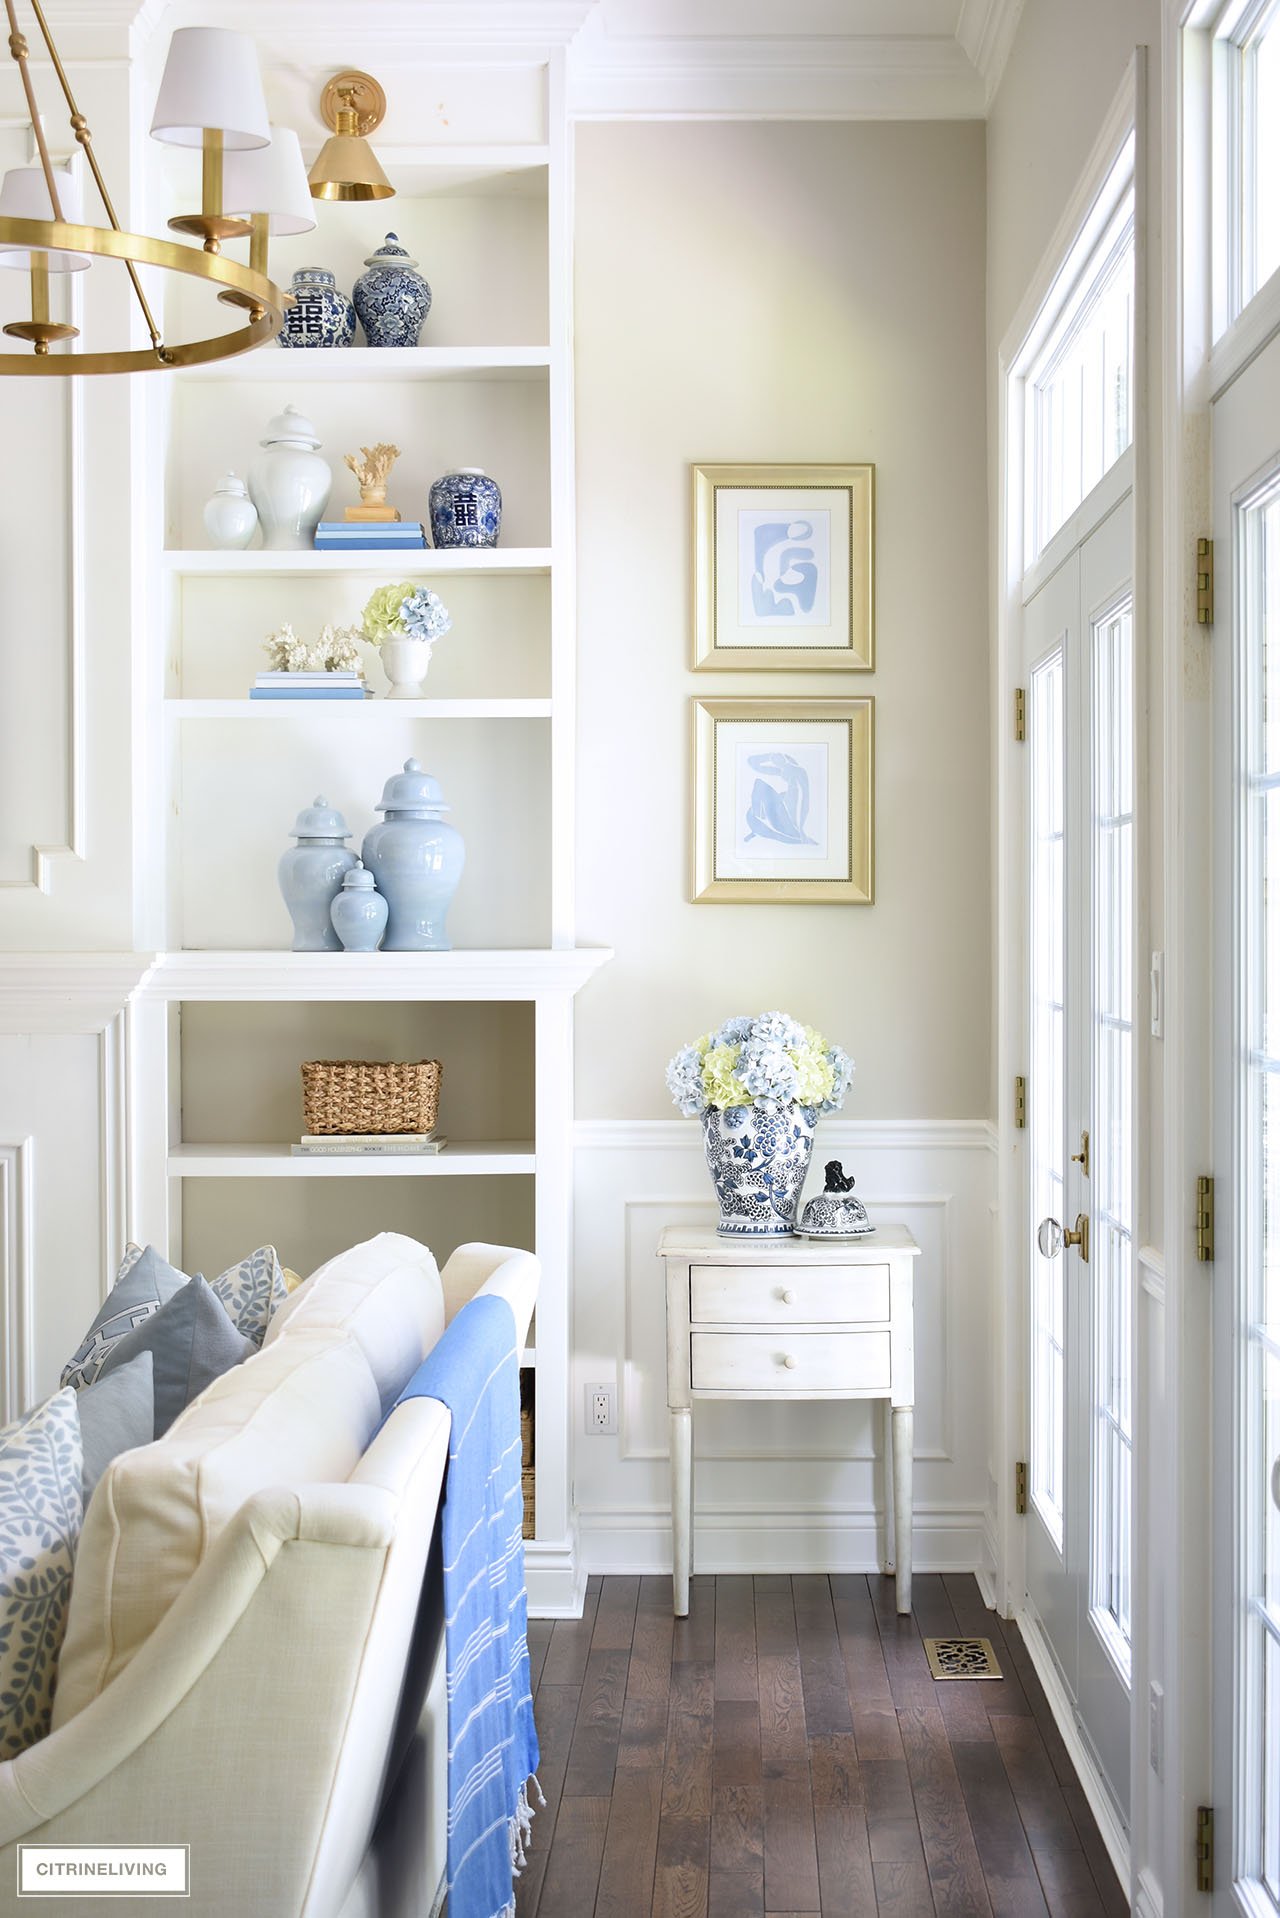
(265, 1231), (444, 1416)
(51, 1329), (379, 1728)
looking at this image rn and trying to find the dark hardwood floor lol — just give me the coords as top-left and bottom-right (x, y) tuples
(517, 1573), (1127, 1918)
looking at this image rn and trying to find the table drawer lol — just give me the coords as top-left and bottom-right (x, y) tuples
(690, 1263), (889, 1325)
(691, 1330), (891, 1394)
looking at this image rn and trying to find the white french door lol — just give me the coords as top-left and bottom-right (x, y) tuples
(1212, 325), (1280, 1917)
(1023, 469), (1135, 1825)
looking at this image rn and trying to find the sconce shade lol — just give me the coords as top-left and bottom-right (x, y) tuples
(0, 163), (90, 269)
(308, 126), (393, 202)
(223, 127), (317, 234)
(150, 27), (270, 150)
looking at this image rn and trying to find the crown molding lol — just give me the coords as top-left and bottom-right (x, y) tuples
(955, 0), (1025, 104)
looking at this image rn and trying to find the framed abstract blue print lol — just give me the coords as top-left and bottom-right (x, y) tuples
(691, 696), (874, 904)
(691, 462), (875, 671)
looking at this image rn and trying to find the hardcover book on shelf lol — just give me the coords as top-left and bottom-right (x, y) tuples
(254, 671), (363, 687)
(249, 685), (368, 701)
(291, 1135), (449, 1156)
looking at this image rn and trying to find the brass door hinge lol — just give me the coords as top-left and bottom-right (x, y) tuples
(1196, 1175), (1215, 1263)
(1014, 687), (1026, 741)
(1195, 1805), (1214, 1893)
(1015, 1461), (1028, 1516)
(1197, 538), (1215, 625)
(1014, 1075), (1027, 1129)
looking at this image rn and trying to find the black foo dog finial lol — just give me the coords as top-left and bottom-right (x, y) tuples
(823, 1160), (856, 1193)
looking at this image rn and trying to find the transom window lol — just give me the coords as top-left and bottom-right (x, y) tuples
(1216, 0), (1280, 331)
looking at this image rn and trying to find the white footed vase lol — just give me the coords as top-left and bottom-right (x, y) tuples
(380, 637), (432, 699)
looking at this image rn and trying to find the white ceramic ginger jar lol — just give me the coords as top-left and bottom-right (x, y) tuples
(249, 405), (332, 551)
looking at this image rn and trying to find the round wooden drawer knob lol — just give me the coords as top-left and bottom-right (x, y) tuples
(782, 1354), (797, 1369)
(781, 1288), (796, 1304)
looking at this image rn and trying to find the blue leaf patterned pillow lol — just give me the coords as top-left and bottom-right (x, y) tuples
(60, 1244), (194, 1392)
(208, 1245), (288, 1348)
(0, 1388), (83, 1757)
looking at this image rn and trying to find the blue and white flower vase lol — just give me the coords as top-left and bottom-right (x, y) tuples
(429, 468), (502, 549)
(361, 758), (465, 952)
(278, 796), (358, 952)
(330, 862), (388, 952)
(352, 233), (432, 348)
(701, 1104), (818, 1236)
(279, 267), (356, 349)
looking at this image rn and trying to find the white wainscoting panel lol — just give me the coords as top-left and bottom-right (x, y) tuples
(574, 1119), (996, 1574)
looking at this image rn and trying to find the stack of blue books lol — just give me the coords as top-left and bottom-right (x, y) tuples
(249, 672), (367, 702)
(313, 520), (428, 552)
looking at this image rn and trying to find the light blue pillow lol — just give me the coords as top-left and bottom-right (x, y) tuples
(60, 1244), (194, 1391)
(209, 1244), (288, 1348)
(98, 1278), (253, 1438)
(77, 1352), (155, 1501)
(0, 1388), (82, 1757)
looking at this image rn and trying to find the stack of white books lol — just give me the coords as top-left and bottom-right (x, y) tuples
(290, 1132), (448, 1157)
(251, 672), (367, 703)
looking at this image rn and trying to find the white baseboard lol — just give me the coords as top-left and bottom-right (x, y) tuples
(1017, 1602), (1131, 1897)
(577, 1501), (988, 1576)
(523, 1535), (587, 1619)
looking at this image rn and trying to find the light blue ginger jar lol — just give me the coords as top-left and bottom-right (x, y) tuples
(279, 267), (356, 349)
(278, 796), (358, 952)
(429, 468), (502, 549)
(361, 759), (464, 953)
(352, 233), (432, 348)
(330, 862), (388, 952)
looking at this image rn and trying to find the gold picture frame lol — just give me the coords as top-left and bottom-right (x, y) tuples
(692, 696), (875, 904)
(692, 462), (875, 671)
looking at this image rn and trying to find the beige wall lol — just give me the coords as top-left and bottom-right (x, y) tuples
(573, 120), (990, 1121)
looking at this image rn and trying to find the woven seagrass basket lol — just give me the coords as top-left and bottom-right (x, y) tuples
(301, 1059), (443, 1136)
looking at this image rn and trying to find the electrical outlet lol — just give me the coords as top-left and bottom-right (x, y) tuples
(1149, 1680), (1164, 1777)
(585, 1383), (616, 1435)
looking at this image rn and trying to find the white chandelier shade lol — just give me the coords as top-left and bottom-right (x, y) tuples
(0, 162), (90, 270)
(149, 27), (271, 150)
(222, 127), (317, 235)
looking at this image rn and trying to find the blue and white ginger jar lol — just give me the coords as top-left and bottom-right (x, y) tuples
(352, 233), (432, 348)
(701, 1104), (818, 1237)
(361, 758), (464, 952)
(429, 467), (502, 549)
(278, 796), (358, 952)
(279, 267), (356, 349)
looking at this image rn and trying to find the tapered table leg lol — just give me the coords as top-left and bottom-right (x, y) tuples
(891, 1405), (913, 1615)
(882, 1398), (897, 1575)
(670, 1406), (692, 1616)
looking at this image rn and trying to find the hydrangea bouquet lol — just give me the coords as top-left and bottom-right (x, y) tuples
(360, 582), (453, 699)
(666, 1012), (854, 1237)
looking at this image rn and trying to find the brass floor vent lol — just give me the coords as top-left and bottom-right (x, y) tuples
(923, 1636), (1003, 1680)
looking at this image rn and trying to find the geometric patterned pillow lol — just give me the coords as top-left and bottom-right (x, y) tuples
(60, 1244), (193, 1392)
(208, 1244), (289, 1348)
(0, 1387), (83, 1757)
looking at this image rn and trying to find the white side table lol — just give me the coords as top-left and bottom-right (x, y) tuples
(659, 1223), (921, 1616)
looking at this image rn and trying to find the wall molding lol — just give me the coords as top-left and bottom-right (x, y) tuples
(0, 956), (153, 1033)
(955, 0), (1025, 105)
(577, 1499), (989, 1576)
(0, 1139), (35, 1425)
(575, 1117), (997, 1152)
(1018, 1600), (1131, 1895)
(1138, 1243), (1166, 1304)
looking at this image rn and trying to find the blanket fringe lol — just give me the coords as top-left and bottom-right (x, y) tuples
(509, 1775), (541, 1878)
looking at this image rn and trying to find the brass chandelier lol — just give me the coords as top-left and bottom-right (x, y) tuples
(0, 4), (289, 374)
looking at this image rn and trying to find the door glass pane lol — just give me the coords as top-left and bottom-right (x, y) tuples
(1031, 647), (1066, 1547)
(1245, 476), (1280, 1909)
(1090, 597), (1134, 1677)
(1027, 200), (1134, 565)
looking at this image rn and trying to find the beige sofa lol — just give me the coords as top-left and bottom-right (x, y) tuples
(0, 1235), (538, 1918)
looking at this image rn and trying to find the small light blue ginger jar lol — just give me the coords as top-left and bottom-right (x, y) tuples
(279, 267), (356, 349)
(429, 468), (502, 549)
(352, 233), (432, 348)
(361, 759), (465, 953)
(278, 796), (358, 952)
(330, 861), (388, 952)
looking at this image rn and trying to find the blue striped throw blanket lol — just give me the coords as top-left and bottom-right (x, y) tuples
(395, 1294), (540, 1918)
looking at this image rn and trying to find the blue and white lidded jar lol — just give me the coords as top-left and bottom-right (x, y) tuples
(352, 233), (432, 348)
(278, 796), (359, 952)
(279, 267), (356, 349)
(329, 862), (388, 952)
(429, 468), (502, 549)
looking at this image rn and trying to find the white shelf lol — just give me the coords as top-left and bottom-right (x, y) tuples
(144, 948), (614, 1002)
(166, 698), (553, 721)
(176, 346), (550, 384)
(339, 145), (550, 198)
(163, 548), (552, 579)
(168, 1142), (535, 1178)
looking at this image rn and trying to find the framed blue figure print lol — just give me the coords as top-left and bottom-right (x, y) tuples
(691, 463), (875, 671)
(691, 696), (875, 904)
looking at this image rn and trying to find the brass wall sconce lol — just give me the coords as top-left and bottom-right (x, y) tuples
(308, 71), (394, 203)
